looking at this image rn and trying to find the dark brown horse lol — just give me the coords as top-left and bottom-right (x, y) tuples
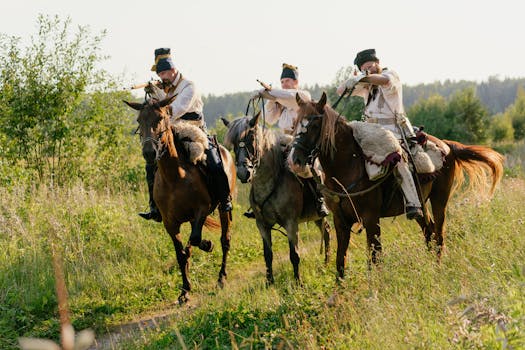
(124, 96), (236, 303)
(289, 92), (504, 280)
(222, 112), (330, 284)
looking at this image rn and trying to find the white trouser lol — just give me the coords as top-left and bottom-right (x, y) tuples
(395, 158), (421, 208)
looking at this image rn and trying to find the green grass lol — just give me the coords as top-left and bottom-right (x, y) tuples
(1, 178), (524, 349)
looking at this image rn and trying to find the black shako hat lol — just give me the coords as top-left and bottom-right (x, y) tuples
(151, 48), (175, 73)
(280, 63), (299, 80)
(354, 49), (379, 69)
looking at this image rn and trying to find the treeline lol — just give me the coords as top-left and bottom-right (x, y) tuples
(203, 78), (525, 121)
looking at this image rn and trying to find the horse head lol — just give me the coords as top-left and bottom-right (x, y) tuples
(124, 95), (177, 162)
(222, 111), (261, 183)
(288, 92), (327, 173)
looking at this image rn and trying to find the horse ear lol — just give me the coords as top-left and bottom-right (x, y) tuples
(249, 111), (261, 128)
(123, 100), (144, 111)
(296, 92), (306, 106)
(221, 117), (230, 127)
(316, 92), (327, 113)
(158, 94), (178, 108)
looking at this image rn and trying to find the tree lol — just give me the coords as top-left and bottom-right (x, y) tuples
(407, 94), (449, 138)
(506, 86), (525, 141)
(489, 113), (514, 143)
(0, 15), (107, 184)
(446, 87), (489, 143)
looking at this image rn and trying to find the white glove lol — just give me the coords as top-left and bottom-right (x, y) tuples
(250, 89), (264, 99)
(344, 72), (366, 90)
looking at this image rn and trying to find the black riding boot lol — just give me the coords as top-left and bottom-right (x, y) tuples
(206, 139), (233, 212)
(306, 178), (329, 217)
(138, 163), (162, 222)
(217, 170), (233, 212)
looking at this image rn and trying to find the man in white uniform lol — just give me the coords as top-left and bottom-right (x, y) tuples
(253, 63), (329, 217)
(337, 49), (423, 220)
(139, 48), (232, 222)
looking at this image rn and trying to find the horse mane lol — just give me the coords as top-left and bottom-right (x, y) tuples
(296, 101), (347, 160)
(320, 105), (347, 160)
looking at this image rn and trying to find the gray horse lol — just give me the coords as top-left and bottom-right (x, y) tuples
(222, 112), (330, 284)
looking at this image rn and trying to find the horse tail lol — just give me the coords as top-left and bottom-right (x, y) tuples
(204, 216), (221, 231)
(445, 140), (504, 197)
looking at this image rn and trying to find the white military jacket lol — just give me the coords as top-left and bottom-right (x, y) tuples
(346, 69), (407, 138)
(164, 72), (205, 127)
(264, 88), (312, 134)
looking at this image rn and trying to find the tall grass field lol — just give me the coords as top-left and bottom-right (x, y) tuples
(1, 175), (524, 349)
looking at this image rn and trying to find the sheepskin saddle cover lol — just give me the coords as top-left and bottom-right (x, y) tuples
(172, 123), (209, 164)
(349, 121), (446, 180)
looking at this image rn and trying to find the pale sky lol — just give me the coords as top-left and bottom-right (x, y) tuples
(1, 0), (524, 95)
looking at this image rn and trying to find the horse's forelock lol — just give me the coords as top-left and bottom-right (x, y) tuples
(224, 117), (250, 148)
(224, 116), (276, 152)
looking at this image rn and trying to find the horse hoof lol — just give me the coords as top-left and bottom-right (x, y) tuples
(178, 292), (190, 305)
(199, 239), (214, 252)
(327, 291), (338, 307)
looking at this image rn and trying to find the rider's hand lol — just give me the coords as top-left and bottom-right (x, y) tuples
(344, 72), (366, 90)
(250, 89), (264, 99)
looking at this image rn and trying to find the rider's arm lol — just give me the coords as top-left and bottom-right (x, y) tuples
(360, 73), (390, 86)
(267, 89), (311, 110)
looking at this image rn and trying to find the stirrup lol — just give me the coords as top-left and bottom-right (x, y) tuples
(317, 202), (329, 217)
(243, 210), (256, 219)
(406, 206), (423, 220)
(219, 200), (233, 212)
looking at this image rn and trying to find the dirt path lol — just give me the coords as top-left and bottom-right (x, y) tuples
(87, 236), (329, 349)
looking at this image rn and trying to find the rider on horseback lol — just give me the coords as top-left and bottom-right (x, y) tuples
(337, 49), (424, 220)
(251, 63), (329, 218)
(139, 48), (232, 222)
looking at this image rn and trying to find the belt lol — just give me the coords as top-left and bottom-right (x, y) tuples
(365, 116), (397, 125)
(180, 111), (203, 121)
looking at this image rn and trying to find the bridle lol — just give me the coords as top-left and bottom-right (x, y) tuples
(137, 103), (171, 161)
(292, 114), (323, 166)
(234, 124), (261, 175)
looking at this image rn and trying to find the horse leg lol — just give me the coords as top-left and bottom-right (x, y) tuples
(430, 199), (448, 260)
(189, 215), (213, 252)
(166, 224), (192, 304)
(256, 220), (274, 285)
(363, 217), (382, 266)
(333, 213), (354, 281)
(217, 210), (232, 288)
(314, 218), (331, 265)
(285, 221), (301, 283)
(415, 205), (436, 247)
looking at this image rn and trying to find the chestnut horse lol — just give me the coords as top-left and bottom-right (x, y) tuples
(289, 92), (504, 280)
(222, 112), (330, 284)
(124, 96), (236, 303)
